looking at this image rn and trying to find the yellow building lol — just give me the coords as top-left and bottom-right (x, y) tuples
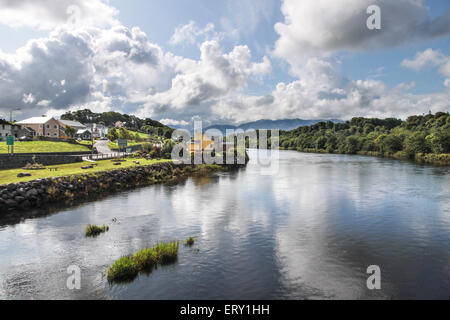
(189, 132), (214, 153)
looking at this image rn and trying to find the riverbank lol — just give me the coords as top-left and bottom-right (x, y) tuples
(280, 147), (450, 166)
(0, 159), (246, 218)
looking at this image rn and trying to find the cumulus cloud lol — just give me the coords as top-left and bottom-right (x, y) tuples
(211, 58), (449, 123)
(0, 0), (118, 30)
(0, 24), (176, 119)
(1, 0), (448, 125)
(274, 0), (450, 68)
(139, 41), (272, 115)
(169, 21), (221, 46)
(402, 49), (450, 78)
(0, 23), (271, 123)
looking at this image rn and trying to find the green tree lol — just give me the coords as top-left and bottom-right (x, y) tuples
(106, 128), (119, 141)
(405, 132), (431, 155)
(64, 125), (76, 138)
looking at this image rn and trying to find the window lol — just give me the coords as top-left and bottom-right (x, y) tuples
(54, 133), (57, 136)
(47, 132), (50, 136)
(54, 125), (58, 129)
(46, 124), (50, 129)
(1, 125), (4, 130)
(40, 125), (43, 129)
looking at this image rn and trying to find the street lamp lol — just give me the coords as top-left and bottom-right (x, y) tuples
(10, 108), (21, 122)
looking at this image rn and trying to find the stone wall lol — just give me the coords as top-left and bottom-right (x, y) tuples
(0, 161), (248, 217)
(0, 162), (193, 214)
(0, 152), (94, 170)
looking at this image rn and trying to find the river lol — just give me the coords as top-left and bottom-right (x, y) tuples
(0, 149), (449, 299)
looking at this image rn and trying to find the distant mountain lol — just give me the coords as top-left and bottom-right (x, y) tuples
(204, 118), (343, 133)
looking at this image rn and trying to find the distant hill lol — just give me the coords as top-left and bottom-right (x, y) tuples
(204, 119), (343, 133)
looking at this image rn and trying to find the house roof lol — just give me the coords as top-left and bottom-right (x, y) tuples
(76, 129), (91, 134)
(16, 116), (53, 125)
(59, 120), (86, 128)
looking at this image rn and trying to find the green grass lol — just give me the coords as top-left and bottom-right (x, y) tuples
(85, 224), (109, 237)
(0, 141), (91, 154)
(0, 158), (171, 185)
(106, 256), (139, 283)
(108, 140), (142, 150)
(77, 140), (94, 147)
(130, 131), (150, 140)
(107, 241), (180, 283)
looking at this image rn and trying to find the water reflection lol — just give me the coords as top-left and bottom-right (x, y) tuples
(0, 150), (449, 299)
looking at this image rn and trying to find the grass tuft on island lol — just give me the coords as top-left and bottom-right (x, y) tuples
(85, 224), (109, 237)
(106, 256), (139, 283)
(185, 237), (195, 246)
(107, 241), (180, 283)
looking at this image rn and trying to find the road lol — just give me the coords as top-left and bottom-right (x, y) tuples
(94, 140), (112, 154)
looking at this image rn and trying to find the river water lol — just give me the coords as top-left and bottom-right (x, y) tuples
(0, 149), (449, 299)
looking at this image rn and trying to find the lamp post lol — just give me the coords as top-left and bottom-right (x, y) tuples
(10, 108), (21, 122)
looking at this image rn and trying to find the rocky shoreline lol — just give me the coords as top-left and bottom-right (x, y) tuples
(0, 161), (245, 220)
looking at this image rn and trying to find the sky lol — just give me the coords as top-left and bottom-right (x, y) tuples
(0, 0), (449, 127)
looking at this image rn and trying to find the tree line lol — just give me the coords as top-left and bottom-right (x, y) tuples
(253, 112), (450, 163)
(61, 109), (174, 138)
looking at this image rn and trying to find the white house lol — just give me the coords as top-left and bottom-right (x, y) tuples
(76, 129), (92, 140)
(85, 123), (109, 138)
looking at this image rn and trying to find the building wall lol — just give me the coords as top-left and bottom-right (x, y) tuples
(19, 118), (62, 138)
(0, 123), (12, 140)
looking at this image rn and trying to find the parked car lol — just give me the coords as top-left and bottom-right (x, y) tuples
(18, 136), (33, 141)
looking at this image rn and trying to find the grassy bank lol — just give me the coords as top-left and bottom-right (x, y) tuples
(0, 158), (171, 185)
(0, 141), (91, 154)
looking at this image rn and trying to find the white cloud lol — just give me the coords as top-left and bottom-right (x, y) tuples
(0, 0), (118, 30)
(211, 58), (449, 122)
(401, 49), (447, 71)
(159, 118), (189, 126)
(274, 0), (450, 69)
(139, 41), (272, 114)
(0, 23), (272, 123)
(0, 24), (177, 119)
(0, 0), (448, 125)
(402, 49), (450, 88)
(169, 21), (220, 46)
(445, 79), (450, 88)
